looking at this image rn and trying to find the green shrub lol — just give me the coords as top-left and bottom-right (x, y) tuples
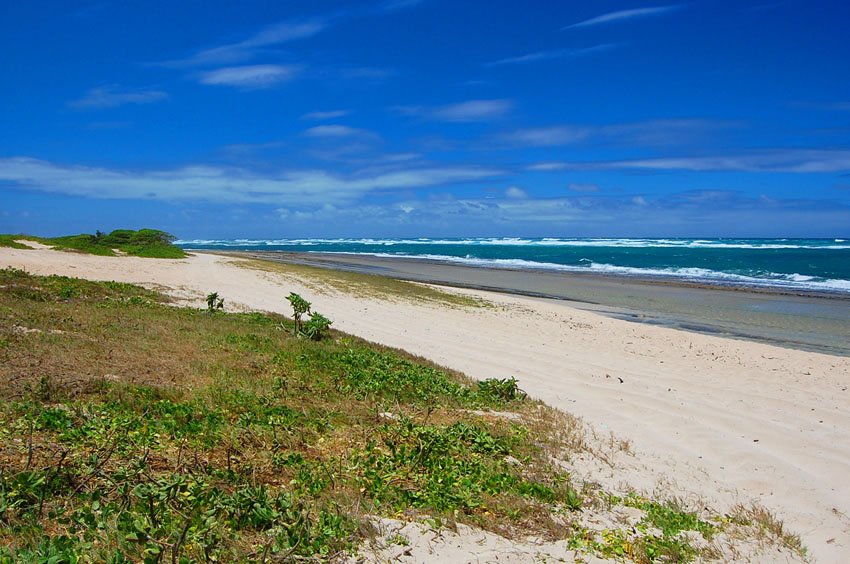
(285, 292), (311, 335)
(0, 229), (186, 259)
(476, 377), (527, 402)
(206, 292), (224, 313)
(303, 311), (332, 341)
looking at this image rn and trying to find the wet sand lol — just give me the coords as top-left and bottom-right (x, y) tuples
(227, 251), (850, 357)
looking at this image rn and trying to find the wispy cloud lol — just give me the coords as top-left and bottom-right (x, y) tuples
(602, 119), (739, 146)
(302, 110), (351, 121)
(198, 65), (299, 88)
(159, 19), (327, 68)
(432, 99), (513, 121)
(507, 126), (591, 146)
(396, 99), (513, 122)
(304, 125), (376, 139)
(0, 157), (502, 205)
(526, 149), (850, 173)
(486, 44), (616, 66)
(564, 5), (680, 29)
(506, 119), (735, 147)
(158, 3), (421, 69)
(526, 162), (569, 172)
(69, 86), (167, 109)
(270, 191), (850, 237)
(505, 186), (528, 199)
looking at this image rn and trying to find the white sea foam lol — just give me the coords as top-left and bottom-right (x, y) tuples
(324, 251), (850, 293)
(175, 237), (850, 250)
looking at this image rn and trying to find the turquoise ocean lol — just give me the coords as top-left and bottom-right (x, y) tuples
(176, 237), (850, 295)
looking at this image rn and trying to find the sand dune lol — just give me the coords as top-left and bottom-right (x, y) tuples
(3, 247), (848, 562)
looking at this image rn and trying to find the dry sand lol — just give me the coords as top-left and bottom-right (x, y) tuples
(3, 246), (849, 562)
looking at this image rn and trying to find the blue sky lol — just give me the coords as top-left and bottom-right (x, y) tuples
(1, 0), (849, 238)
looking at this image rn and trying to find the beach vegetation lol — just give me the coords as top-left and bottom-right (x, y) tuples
(205, 291), (224, 313)
(476, 376), (527, 402)
(0, 235), (31, 249)
(284, 292), (334, 340)
(303, 311), (332, 340)
(0, 267), (801, 562)
(285, 291), (311, 335)
(0, 229), (186, 258)
(236, 257), (490, 308)
(728, 503), (806, 558)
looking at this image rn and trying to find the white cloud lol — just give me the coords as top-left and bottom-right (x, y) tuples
(258, 192), (850, 236)
(69, 86), (167, 109)
(302, 110), (351, 120)
(396, 99), (513, 122)
(243, 20), (327, 48)
(0, 157), (503, 205)
(618, 152), (850, 173)
(564, 5), (680, 29)
(304, 125), (372, 138)
(381, 153), (420, 162)
(509, 126), (590, 146)
(525, 149), (850, 173)
(198, 65), (299, 88)
(160, 20), (327, 68)
(600, 119), (738, 146)
(510, 119), (735, 147)
(527, 162), (569, 172)
(486, 44), (616, 66)
(432, 99), (513, 121)
(505, 186), (528, 199)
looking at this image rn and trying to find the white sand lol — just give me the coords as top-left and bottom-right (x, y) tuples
(3, 248), (849, 562)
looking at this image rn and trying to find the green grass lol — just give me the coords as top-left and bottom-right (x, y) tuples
(0, 267), (795, 562)
(1, 229), (186, 259)
(625, 495), (718, 562)
(0, 235), (31, 250)
(0, 268), (571, 561)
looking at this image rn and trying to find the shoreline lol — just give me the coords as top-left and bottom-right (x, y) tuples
(216, 249), (850, 299)
(211, 250), (850, 357)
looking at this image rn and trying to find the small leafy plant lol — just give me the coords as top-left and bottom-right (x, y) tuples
(284, 293), (333, 340)
(303, 311), (332, 341)
(206, 291), (224, 313)
(476, 377), (527, 402)
(286, 292), (311, 335)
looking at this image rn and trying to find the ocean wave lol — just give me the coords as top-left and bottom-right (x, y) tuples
(325, 251), (850, 293)
(175, 237), (850, 250)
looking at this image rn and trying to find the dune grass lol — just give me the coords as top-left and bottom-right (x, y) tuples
(234, 257), (490, 308)
(1, 229), (186, 259)
(0, 236), (31, 250)
(0, 268), (802, 562)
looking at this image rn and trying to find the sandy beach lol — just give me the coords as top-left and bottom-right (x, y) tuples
(3, 245), (849, 562)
